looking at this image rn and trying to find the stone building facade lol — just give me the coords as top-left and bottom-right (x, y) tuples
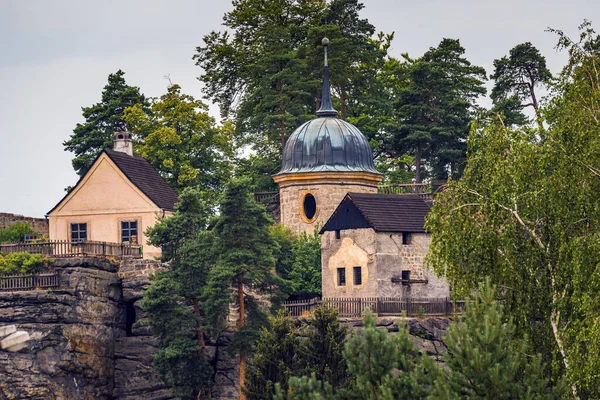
(320, 193), (449, 300)
(321, 229), (449, 299)
(276, 175), (379, 234)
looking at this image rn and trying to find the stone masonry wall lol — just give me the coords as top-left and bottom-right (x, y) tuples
(321, 229), (449, 299)
(0, 213), (49, 237)
(279, 183), (377, 235)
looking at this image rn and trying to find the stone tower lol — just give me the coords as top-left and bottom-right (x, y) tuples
(273, 38), (382, 234)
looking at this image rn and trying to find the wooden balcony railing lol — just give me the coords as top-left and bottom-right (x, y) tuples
(0, 272), (59, 292)
(0, 241), (143, 259)
(283, 297), (464, 318)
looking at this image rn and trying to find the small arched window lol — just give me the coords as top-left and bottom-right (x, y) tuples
(117, 134), (124, 139)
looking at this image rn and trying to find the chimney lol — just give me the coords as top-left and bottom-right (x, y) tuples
(113, 131), (133, 156)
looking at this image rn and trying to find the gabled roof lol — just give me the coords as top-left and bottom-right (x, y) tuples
(47, 149), (178, 215)
(320, 192), (431, 234)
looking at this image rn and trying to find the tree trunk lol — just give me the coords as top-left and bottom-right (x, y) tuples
(237, 275), (247, 400)
(192, 296), (211, 399)
(415, 144), (422, 183)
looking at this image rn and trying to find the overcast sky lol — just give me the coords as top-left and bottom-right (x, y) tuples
(0, 0), (598, 218)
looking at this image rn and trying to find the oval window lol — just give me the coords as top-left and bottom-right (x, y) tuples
(303, 193), (317, 221)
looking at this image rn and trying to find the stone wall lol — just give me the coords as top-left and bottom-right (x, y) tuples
(279, 183), (377, 235)
(321, 228), (449, 299)
(0, 213), (49, 237)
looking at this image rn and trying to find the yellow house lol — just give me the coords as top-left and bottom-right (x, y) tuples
(47, 132), (178, 259)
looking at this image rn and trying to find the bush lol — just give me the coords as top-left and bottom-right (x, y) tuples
(0, 252), (51, 274)
(0, 223), (37, 243)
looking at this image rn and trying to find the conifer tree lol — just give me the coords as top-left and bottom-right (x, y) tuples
(141, 187), (215, 399)
(203, 177), (279, 400)
(429, 280), (565, 400)
(299, 305), (348, 387)
(244, 311), (302, 400)
(64, 70), (149, 176)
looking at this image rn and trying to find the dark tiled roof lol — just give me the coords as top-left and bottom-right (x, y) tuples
(104, 150), (178, 211)
(320, 193), (431, 233)
(47, 150), (178, 215)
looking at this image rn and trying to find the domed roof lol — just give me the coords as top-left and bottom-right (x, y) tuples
(277, 117), (380, 174)
(275, 37), (380, 176)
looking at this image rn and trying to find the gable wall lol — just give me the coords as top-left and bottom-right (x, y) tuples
(48, 154), (165, 258)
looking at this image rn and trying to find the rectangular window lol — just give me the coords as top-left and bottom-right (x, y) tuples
(335, 230), (341, 240)
(353, 266), (362, 285)
(401, 270), (411, 285)
(402, 232), (412, 245)
(70, 223), (87, 242)
(121, 221), (138, 244)
(337, 268), (346, 286)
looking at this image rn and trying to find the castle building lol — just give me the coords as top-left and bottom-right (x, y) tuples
(275, 38), (449, 300)
(272, 38), (383, 234)
(47, 132), (178, 259)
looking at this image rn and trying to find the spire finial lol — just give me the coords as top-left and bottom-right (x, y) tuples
(316, 37), (338, 118)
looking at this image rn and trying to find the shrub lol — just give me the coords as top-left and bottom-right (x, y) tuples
(0, 252), (51, 274)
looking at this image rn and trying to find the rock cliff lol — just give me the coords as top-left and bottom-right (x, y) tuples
(0, 257), (452, 400)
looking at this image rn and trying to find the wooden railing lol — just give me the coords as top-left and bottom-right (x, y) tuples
(254, 191), (280, 204)
(0, 241), (143, 259)
(378, 183), (432, 195)
(0, 272), (59, 292)
(283, 297), (465, 318)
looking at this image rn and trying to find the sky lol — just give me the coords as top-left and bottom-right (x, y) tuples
(0, 0), (598, 218)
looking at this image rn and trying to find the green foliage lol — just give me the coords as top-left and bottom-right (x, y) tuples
(270, 225), (321, 299)
(430, 279), (565, 399)
(299, 305), (348, 387)
(0, 252), (50, 274)
(142, 187), (216, 399)
(244, 311), (302, 399)
(142, 272), (213, 400)
(0, 223), (37, 243)
(427, 22), (600, 398)
(491, 42), (552, 125)
(123, 84), (233, 193)
(195, 0), (390, 186)
(288, 231), (322, 298)
(385, 39), (487, 182)
(274, 373), (335, 400)
(63, 70), (149, 176)
(245, 305), (347, 400)
(202, 177), (281, 396)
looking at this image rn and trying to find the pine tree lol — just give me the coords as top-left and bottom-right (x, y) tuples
(299, 305), (348, 388)
(141, 187), (216, 399)
(244, 311), (302, 400)
(203, 177), (280, 400)
(491, 42), (552, 127)
(64, 70), (149, 176)
(389, 39), (486, 182)
(429, 280), (565, 399)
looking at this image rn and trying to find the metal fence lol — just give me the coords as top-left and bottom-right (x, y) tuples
(283, 297), (465, 318)
(0, 272), (59, 292)
(0, 240), (143, 259)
